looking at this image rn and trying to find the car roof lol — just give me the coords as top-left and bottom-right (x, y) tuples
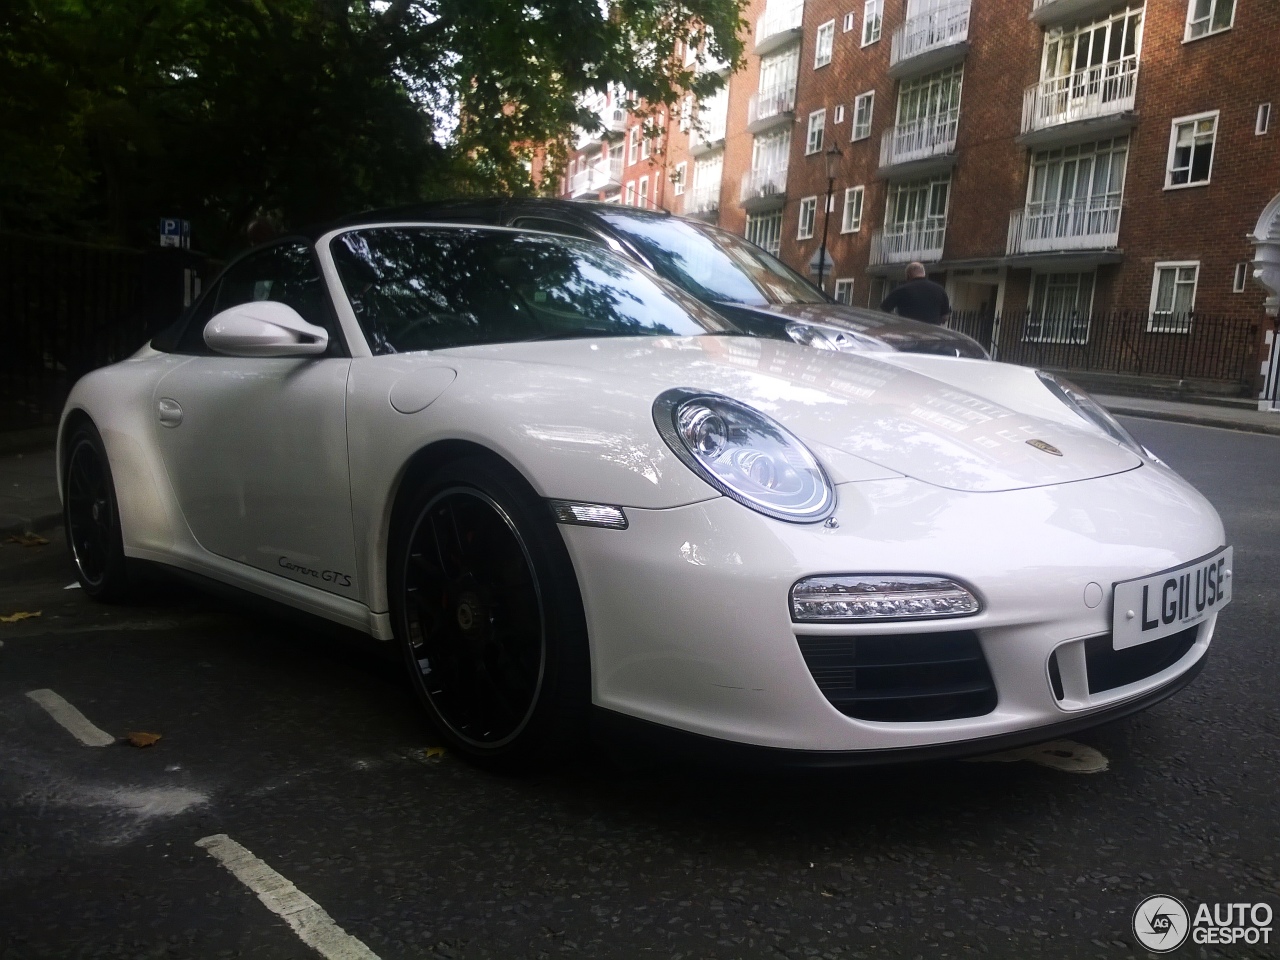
(315, 197), (673, 239)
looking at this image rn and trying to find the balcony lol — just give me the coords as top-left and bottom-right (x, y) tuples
(740, 164), (788, 212)
(689, 111), (727, 155)
(869, 220), (946, 266)
(1030, 0), (1125, 29)
(686, 180), (722, 219)
(878, 108), (960, 177)
(888, 1), (969, 79)
(747, 81), (797, 134)
(570, 157), (624, 198)
(1019, 57), (1139, 148)
(754, 0), (804, 57)
(1006, 197), (1122, 256)
(574, 107), (629, 150)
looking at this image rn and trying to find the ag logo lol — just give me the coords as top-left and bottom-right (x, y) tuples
(1026, 439), (1063, 457)
(1133, 895), (1190, 953)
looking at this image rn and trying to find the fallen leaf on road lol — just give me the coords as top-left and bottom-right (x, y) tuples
(966, 738), (1109, 774)
(0, 611), (42, 624)
(425, 746), (446, 760)
(7, 533), (50, 547)
(125, 732), (162, 748)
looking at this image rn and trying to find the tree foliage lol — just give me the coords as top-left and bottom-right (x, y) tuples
(0, 0), (744, 255)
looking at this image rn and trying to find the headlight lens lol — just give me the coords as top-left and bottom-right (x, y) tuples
(1036, 371), (1146, 458)
(653, 389), (835, 523)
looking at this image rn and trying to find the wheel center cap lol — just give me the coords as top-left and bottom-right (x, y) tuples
(456, 591), (484, 633)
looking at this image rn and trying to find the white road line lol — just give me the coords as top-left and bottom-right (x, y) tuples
(196, 834), (380, 960)
(25, 689), (115, 746)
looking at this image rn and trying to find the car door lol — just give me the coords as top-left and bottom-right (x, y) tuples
(152, 241), (361, 598)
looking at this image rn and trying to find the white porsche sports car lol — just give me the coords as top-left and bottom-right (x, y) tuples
(60, 220), (1232, 770)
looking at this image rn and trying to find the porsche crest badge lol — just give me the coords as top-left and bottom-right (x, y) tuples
(1027, 439), (1063, 456)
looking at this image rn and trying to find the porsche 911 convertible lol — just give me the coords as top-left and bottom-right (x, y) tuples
(59, 219), (1232, 770)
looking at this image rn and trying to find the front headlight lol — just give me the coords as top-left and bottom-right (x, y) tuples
(785, 321), (891, 353)
(653, 389), (835, 523)
(1036, 371), (1148, 458)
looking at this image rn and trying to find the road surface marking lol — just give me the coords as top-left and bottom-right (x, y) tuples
(25, 689), (115, 746)
(196, 834), (380, 960)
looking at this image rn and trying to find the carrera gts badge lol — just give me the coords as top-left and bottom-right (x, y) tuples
(1027, 439), (1063, 457)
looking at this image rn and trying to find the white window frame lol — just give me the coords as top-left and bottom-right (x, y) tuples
(798, 196), (818, 240)
(843, 11), (856, 32)
(1165, 111), (1218, 189)
(834, 104), (845, 124)
(806, 109), (826, 155)
(638, 175), (649, 208)
(833, 278), (855, 304)
(679, 95), (693, 133)
(625, 181), (636, 204)
(640, 128), (650, 161)
(814, 20), (835, 69)
(1026, 271), (1096, 343)
(862, 0), (882, 46)
(1148, 261), (1199, 333)
(673, 162), (687, 196)
(1258, 103), (1272, 136)
(1184, 0), (1235, 42)
(840, 185), (864, 233)
(628, 127), (640, 165)
(851, 91), (874, 141)
(1233, 262), (1248, 293)
(746, 211), (784, 256)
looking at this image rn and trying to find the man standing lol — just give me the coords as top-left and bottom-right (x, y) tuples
(879, 261), (951, 325)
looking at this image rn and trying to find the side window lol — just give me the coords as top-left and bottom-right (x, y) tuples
(509, 218), (603, 244)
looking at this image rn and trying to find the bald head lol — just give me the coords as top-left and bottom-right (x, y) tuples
(905, 261), (927, 279)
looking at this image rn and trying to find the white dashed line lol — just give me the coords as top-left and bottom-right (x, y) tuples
(25, 688), (115, 746)
(196, 834), (380, 960)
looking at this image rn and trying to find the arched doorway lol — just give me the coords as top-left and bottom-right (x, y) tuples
(1251, 192), (1280, 411)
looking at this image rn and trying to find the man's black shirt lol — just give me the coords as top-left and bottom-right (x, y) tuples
(880, 277), (950, 324)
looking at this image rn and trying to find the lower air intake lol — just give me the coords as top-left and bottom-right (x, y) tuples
(1083, 626), (1199, 695)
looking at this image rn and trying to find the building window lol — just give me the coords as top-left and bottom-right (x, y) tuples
(638, 176), (649, 208)
(1185, 0), (1234, 40)
(746, 211), (784, 256)
(1149, 262), (1199, 332)
(806, 109), (826, 154)
(798, 196), (818, 240)
(1025, 137), (1128, 244)
(628, 127), (640, 164)
(834, 278), (855, 304)
(640, 128), (650, 161)
(673, 162), (687, 196)
(841, 185), (864, 233)
(684, 38), (697, 67)
(843, 11), (856, 32)
(625, 181), (636, 204)
(1233, 262), (1248, 293)
(1166, 112), (1217, 188)
(852, 91), (874, 141)
(1258, 103), (1272, 136)
(884, 175), (950, 260)
(815, 20), (835, 68)
(862, 0), (882, 46)
(679, 96), (692, 132)
(834, 104), (845, 124)
(1026, 272), (1095, 343)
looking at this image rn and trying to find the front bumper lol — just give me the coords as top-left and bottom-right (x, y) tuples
(557, 463), (1224, 754)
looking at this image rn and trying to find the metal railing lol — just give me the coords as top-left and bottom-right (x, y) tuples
(1007, 197), (1122, 254)
(879, 108), (960, 168)
(1021, 56), (1138, 134)
(890, 0), (970, 69)
(755, 0), (804, 49)
(869, 221), (946, 265)
(687, 179), (722, 215)
(747, 81), (797, 127)
(690, 109), (728, 150)
(740, 164), (789, 203)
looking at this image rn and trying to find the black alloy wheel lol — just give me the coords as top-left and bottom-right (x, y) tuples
(390, 456), (590, 770)
(63, 421), (131, 601)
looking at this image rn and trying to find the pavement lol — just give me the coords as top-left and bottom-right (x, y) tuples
(2, 397), (1278, 538)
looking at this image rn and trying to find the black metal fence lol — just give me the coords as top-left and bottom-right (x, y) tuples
(0, 233), (215, 426)
(950, 310), (1262, 389)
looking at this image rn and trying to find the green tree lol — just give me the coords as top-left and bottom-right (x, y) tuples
(0, 0), (744, 256)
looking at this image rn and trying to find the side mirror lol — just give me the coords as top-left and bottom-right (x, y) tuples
(204, 301), (329, 357)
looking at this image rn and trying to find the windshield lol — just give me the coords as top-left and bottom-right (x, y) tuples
(599, 212), (827, 307)
(331, 226), (736, 354)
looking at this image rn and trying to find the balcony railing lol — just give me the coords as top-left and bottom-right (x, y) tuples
(879, 108), (960, 169)
(1006, 197), (1122, 255)
(740, 164), (789, 204)
(889, 1), (970, 71)
(690, 110), (728, 152)
(747, 81), (797, 129)
(869, 220), (946, 265)
(1021, 56), (1138, 135)
(687, 179), (722, 215)
(574, 107), (629, 149)
(755, 0), (804, 53)
(569, 157), (624, 197)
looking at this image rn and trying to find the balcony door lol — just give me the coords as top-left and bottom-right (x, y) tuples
(1041, 6), (1142, 114)
(1026, 138), (1127, 244)
(894, 65), (963, 158)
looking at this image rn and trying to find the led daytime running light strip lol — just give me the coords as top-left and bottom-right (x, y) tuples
(791, 575), (981, 622)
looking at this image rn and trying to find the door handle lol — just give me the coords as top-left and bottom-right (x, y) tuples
(157, 397), (184, 428)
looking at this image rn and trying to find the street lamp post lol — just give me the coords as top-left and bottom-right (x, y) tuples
(817, 142), (842, 294)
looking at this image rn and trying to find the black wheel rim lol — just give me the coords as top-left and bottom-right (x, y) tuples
(401, 487), (546, 748)
(65, 439), (113, 587)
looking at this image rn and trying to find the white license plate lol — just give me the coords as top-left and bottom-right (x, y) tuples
(1111, 547), (1232, 650)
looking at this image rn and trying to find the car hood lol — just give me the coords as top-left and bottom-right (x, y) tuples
(438, 336), (1142, 493)
(712, 301), (989, 359)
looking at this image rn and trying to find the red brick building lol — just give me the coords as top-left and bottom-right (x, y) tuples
(551, 0), (1280, 396)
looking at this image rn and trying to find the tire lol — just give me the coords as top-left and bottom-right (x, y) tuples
(62, 420), (132, 601)
(388, 455), (590, 772)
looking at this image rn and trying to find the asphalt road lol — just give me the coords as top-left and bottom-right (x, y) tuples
(1, 418), (1277, 960)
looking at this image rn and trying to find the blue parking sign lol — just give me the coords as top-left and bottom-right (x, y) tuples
(160, 218), (191, 249)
